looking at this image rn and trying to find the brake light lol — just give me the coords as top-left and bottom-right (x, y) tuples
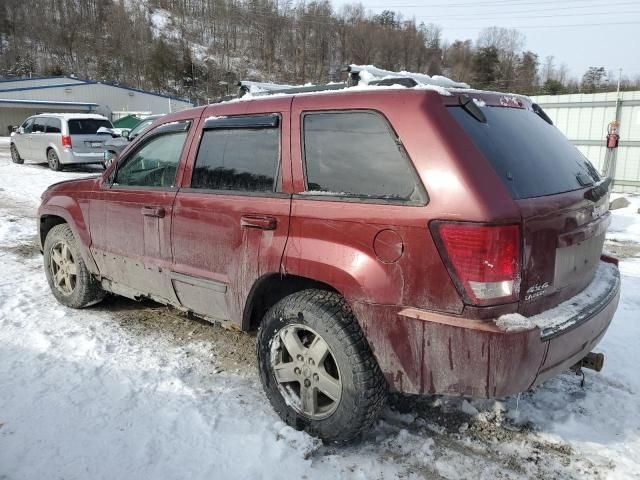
(433, 223), (520, 305)
(61, 135), (72, 148)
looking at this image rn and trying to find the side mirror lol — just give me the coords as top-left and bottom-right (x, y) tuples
(121, 130), (130, 139)
(103, 150), (118, 167)
(12, 126), (19, 133)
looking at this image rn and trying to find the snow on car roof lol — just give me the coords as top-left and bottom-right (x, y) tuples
(33, 113), (110, 120)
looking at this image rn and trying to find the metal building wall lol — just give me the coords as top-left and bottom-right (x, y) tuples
(0, 77), (86, 90)
(0, 82), (192, 118)
(0, 104), (92, 135)
(531, 91), (640, 193)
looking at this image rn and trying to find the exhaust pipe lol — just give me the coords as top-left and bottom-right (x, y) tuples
(575, 352), (605, 372)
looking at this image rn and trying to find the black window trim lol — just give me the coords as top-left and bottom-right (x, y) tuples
(299, 109), (428, 206)
(108, 119), (192, 191)
(203, 114), (279, 130)
(188, 113), (284, 197)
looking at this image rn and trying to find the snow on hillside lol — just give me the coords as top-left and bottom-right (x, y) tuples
(0, 140), (639, 479)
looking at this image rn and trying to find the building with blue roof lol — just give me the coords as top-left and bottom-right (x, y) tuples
(0, 76), (193, 134)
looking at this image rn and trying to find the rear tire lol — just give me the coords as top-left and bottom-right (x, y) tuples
(10, 144), (24, 164)
(47, 149), (63, 171)
(257, 289), (387, 443)
(43, 224), (106, 308)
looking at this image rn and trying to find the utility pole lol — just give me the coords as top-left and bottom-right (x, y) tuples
(603, 68), (623, 186)
(616, 67), (622, 96)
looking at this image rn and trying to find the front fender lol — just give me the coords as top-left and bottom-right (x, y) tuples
(38, 198), (98, 274)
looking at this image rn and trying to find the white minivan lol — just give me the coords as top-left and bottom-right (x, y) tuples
(10, 113), (113, 170)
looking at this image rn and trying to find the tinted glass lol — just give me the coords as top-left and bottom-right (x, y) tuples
(115, 131), (188, 188)
(192, 128), (279, 192)
(303, 112), (422, 201)
(22, 118), (34, 133)
(68, 119), (112, 135)
(448, 106), (601, 199)
(129, 118), (155, 138)
(33, 118), (47, 133)
(45, 118), (61, 133)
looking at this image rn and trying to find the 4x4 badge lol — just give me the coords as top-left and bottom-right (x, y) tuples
(525, 282), (549, 301)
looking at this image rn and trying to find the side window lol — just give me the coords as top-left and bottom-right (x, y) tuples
(22, 118), (34, 133)
(45, 118), (62, 133)
(302, 111), (424, 203)
(114, 124), (189, 188)
(191, 121), (280, 193)
(32, 117), (47, 133)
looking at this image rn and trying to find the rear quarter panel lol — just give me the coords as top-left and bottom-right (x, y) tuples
(284, 90), (520, 312)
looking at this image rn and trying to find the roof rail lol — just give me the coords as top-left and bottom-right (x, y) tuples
(237, 81), (348, 97)
(346, 65), (469, 89)
(220, 64), (469, 102)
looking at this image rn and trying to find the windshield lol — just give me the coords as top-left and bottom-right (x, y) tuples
(68, 119), (113, 135)
(448, 106), (601, 199)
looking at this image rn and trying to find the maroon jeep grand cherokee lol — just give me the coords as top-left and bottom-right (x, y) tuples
(38, 87), (620, 442)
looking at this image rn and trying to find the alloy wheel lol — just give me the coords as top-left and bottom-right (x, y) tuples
(271, 324), (342, 420)
(49, 241), (77, 295)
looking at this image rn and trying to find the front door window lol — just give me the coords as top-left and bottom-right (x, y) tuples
(114, 125), (189, 188)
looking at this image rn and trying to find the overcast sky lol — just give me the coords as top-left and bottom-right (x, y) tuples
(333, 0), (640, 82)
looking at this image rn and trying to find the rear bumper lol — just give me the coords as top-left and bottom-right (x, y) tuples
(353, 261), (620, 398)
(59, 149), (104, 164)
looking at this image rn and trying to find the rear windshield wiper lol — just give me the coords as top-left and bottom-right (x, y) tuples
(584, 177), (612, 202)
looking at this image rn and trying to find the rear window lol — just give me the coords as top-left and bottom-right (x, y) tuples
(448, 106), (601, 199)
(302, 111), (424, 203)
(68, 119), (112, 135)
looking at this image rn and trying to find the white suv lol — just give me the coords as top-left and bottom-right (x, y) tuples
(10, 113), (113, 171)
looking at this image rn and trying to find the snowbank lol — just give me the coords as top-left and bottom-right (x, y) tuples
(607, 193), (640, 243)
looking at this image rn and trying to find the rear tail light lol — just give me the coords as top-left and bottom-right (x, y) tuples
(61, 135), (72, 148)
(432, 222), (521, 306)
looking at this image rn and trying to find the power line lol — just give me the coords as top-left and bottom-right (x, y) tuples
(442, 19), (640, 30)
(364, 0), (611, 9)
(405, 2), (640, 19)
(232, 7), (640, 30)
(412, 9), (640, 22)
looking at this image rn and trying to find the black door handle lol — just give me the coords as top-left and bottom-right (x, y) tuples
(141, 206), (165, 218)
(240, 215), (277, 230)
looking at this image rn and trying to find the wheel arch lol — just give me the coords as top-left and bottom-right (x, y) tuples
(39, 214), (67, 247)
(46, 144), (62, 161)
(38, 205), (99, 275)
(242, 273), (339, 331)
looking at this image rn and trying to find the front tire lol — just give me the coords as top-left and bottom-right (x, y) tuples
(47, 149), (63, 171)
(43, 224), (106, 308)
(257, 290), (387, 443)
(10, 144), (24, 164)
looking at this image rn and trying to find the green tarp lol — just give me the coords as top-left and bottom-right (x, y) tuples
(113, 114), (141, 128)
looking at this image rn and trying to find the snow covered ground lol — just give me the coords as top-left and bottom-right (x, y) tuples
(1, 138), (639, 479)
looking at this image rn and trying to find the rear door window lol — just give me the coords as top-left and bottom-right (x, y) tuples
(32, 117), (47, 133)
(302, 111), (424, 203)
(45, 118), (62, 133)
(191, 120), (280, 193)
(68, 118), (112, 135)
(448, 106), (601, 199)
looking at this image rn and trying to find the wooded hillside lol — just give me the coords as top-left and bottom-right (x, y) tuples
(0, 0), (637, 103)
